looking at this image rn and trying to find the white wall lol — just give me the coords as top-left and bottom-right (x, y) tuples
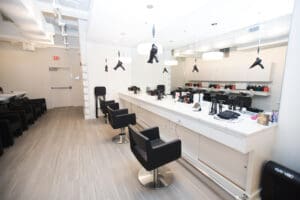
(131, 50), (171, 93)
(273, 1), (300, 172)
(0, 42), (83, 109)
(171, 58), (186, 91)
(174, 46), (287, 111)
(85, 42), (172, 119)
(86, 42), (132, 118)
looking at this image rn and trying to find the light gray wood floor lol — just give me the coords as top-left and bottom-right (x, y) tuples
(0, 107), (224, 200)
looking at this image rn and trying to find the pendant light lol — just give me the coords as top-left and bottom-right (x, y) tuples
(163, 67), (168, 73)
(249, 41), (264, 69)
(104, 58), (108, 72)
(114, 51), (125, 71)
(192, 58), (199, 72)
(147, 24), (159, 64)
(249, 13), (264, 69)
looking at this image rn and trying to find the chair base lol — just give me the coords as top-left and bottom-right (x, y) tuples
(112, 133), (128, 144)
(138, 167), (174, 189)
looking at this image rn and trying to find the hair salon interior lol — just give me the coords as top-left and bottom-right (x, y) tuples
(0, 0), (300, 199)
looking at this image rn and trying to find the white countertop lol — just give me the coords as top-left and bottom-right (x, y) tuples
(119, 92), (276, 138)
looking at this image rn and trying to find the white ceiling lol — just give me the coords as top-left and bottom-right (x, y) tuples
(87, 0), (294, 49)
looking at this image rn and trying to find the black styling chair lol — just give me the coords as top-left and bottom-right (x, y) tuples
(128, 125), (181, 189)
(107, 104), (136, 144)
(18, 98), (42, 120)
(0, 110), (23, 137)
(95, 86), (115, 123)
(0, 130), (3, 156)
(29, 98), (47, 114)
(0, 120), (15, 147)
(8, 100), (34, 129)
(157, 85), (165, 95)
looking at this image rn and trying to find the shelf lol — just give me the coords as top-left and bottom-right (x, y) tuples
(184, 87), (270, 97)
(189, 80), (273, 84)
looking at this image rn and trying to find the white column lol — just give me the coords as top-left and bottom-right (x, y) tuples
(273, 1), (300, 172)
(78, 19), (90, 119)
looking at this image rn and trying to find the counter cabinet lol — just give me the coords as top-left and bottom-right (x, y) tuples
(120, 92), (275, 200)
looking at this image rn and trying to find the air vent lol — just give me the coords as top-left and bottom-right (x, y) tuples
(1, 12), (14, 23)
(249, 25), (260, 33)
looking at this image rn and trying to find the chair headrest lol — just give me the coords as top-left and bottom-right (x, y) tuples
(95, 87), (106, 96)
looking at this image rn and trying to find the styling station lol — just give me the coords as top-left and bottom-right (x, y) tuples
(120, 92), (275, 199)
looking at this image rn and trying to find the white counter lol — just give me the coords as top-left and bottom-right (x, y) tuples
(119, 92), (276, 199)
(119, 92), (276, 153)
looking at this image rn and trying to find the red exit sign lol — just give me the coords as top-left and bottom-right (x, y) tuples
(53, 56), (60, 61)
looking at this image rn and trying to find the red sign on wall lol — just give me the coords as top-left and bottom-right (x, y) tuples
(53, 56), (60, 61)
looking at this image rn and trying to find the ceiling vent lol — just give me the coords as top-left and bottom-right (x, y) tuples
(248, 25), (260, 33)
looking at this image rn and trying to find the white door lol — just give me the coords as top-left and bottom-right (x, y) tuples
(49, 67), (72, 108)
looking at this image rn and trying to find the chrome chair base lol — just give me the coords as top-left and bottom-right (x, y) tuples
(112, 131), (128, 144)
(138, 167), (174, 189)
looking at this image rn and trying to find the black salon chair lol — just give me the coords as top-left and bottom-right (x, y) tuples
(95, 86), (116, 123)
(107, 104), (136, 144)
(0, 111), (23, 137)
(8, 100), (34, 129)
(29, 98), (47, 114)
(157, 85), (165, 95)
(236, 95), (252, 109)
(25, 98), (43, 119)
(128, 125), (181, 188)
(216, 94), (229, 104)
(0, 131), (3, 156)
(0, 120), (15, 147)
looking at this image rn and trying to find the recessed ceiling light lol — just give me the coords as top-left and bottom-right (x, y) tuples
(146, 4), (154, 9)
(211, 22), (218, 26)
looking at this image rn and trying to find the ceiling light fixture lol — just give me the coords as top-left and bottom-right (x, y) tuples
(137, 42), (163, 55)
(192, 58), (199, 72)
(249, 14), (264, 69)
(146, 4), (154, 9)
(163, 67), (168, 73)
(104, 58), (108, 72)
(114, 51), (126, 71)
(202, 51), (224, 60)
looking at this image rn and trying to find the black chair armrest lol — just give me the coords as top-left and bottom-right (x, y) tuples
(140, 127), (160, 141)
(107, 102), (119, 110)
(151, 139), (181, 159)
(112, 108), (128, 116)
(100, 100), (115, 108)
(115, 113), (136, 126)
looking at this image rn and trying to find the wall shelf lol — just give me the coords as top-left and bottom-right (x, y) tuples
(184, 86), (270, 96)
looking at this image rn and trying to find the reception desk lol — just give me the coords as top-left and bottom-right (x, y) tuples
(119, 92), (276, 200)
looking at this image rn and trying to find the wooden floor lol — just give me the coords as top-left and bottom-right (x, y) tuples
(0, 107), (224, 200)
